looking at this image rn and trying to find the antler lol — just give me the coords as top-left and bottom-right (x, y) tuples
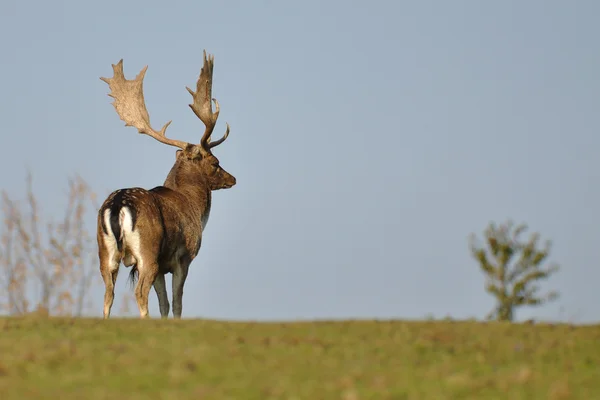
(186, 50), (230, 153)
(100, 60), (191, 150)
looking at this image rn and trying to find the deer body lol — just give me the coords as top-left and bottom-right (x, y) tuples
(97, 51), (236, 319)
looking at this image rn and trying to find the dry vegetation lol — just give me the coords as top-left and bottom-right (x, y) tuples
(0, 317), (599, 399)
(0, 173), (98, 316)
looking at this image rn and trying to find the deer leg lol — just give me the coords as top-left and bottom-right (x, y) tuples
(99, 237), (121, 319)
(134, 261), (159, 318)
(153, 273), (170, 318)
(172, 261), (190, 319)
(101, 266), (119, 319)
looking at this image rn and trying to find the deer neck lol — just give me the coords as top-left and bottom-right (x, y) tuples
(162, 164), (212, 229)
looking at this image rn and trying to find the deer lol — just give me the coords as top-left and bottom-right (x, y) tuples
(96, 50), (236, 319)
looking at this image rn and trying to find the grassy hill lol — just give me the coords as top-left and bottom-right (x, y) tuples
(0, 317), (598, 399)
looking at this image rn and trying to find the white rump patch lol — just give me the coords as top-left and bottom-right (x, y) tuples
(119, 207), (133, 233)
(102, 209), (119, 272)
(119, 207), (142, 268)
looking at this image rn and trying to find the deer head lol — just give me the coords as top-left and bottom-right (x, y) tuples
(100, 50), (236, 191)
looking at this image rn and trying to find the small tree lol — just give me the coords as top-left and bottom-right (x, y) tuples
(469, 220), (560, 322)
(0, 173), (98, 316)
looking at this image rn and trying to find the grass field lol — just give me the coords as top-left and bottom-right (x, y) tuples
(0, 317), (598, 399)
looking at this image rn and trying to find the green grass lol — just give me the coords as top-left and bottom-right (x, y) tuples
(0, 317), (599, 399)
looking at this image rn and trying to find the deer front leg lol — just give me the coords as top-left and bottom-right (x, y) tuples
(153, 273), (170, 318)
(172, 261), (190, 319)
(134, 261), (159, 318)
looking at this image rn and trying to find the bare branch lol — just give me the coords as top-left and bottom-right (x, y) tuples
(0, 174), (98, 317)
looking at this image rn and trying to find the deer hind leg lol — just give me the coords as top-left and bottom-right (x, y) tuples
(101, 266), (119, 319)
(153, 273), (170, 318)
(99, 240), (121, 319)
(134, 260), (159, 318)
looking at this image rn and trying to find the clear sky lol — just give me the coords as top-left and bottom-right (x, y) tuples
(1, 0), (598, 323)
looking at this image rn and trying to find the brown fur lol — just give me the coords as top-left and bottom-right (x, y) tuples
(97, 148), (235, 319)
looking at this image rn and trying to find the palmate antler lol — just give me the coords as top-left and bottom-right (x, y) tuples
(186, 50), (230, 153)
(100, 60), (191, 150)
(100, 50), (230, 154)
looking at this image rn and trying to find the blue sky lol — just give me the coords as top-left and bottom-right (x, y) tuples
(1, 0), (599, 322)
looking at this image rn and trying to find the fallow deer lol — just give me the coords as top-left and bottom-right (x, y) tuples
(96, 50), (236, 319)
